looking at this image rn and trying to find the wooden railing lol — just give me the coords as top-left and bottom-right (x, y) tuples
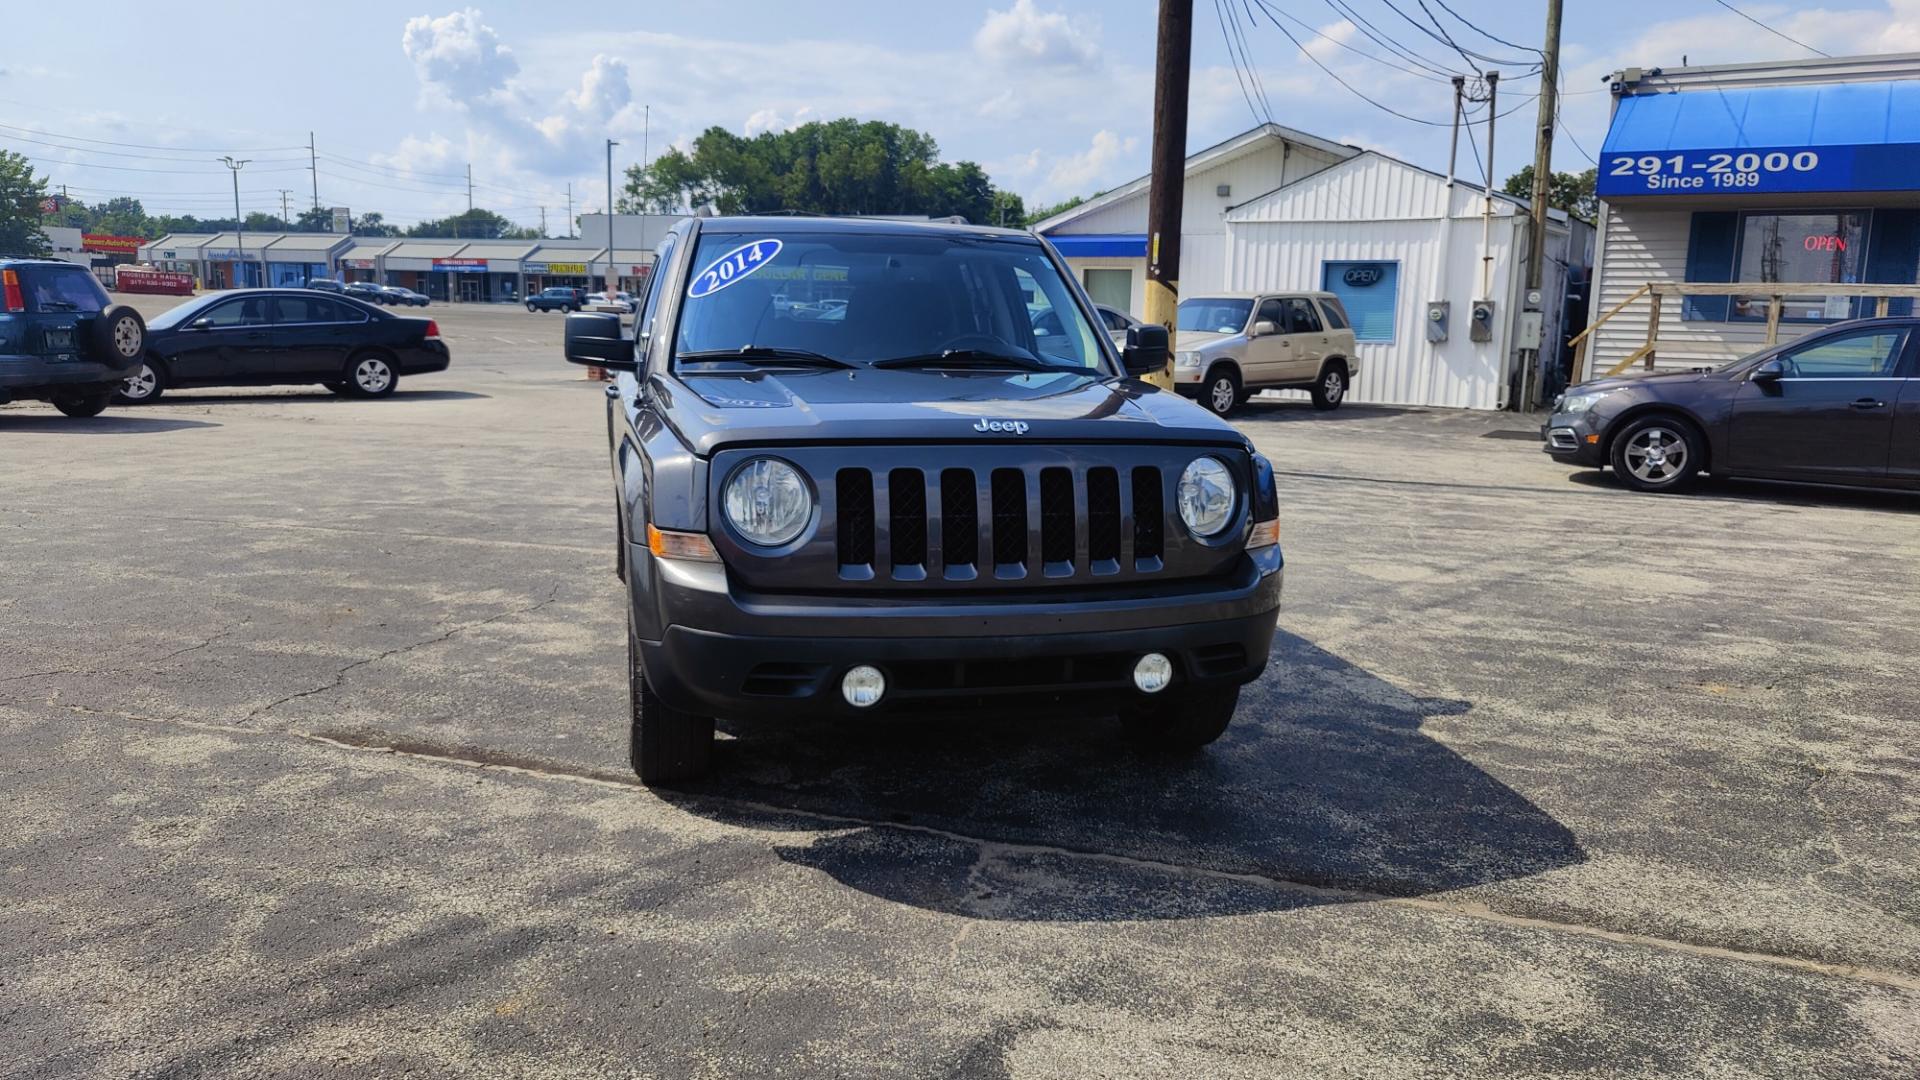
(1569, 282), (1920, 383)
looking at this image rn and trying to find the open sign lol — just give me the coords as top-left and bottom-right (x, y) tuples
(1343, 265), (1384, 287)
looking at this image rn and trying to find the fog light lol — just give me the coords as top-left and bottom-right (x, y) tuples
(841, 665), (886, 708)
(1133, 652), (1173, 694)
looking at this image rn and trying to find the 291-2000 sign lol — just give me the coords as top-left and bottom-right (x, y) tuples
(1607, 150), (1821, 190)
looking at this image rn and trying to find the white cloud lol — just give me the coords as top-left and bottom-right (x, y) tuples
(973, 0), (1100, 68)
(1046, 130), (1138, 193)
(743, 106), (816, 136)
(401, 9), (519, 107)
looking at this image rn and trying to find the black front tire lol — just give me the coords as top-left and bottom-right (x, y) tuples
(1310, 363), (1347, 410)
(1200, 367), (1241, 418)
(1121, 686), (1239, 752)
(527, 302), (538, 312)
(1609, 415), (1705, 494)
(52, 386), (113, 418)
(628, 615), (714, 784)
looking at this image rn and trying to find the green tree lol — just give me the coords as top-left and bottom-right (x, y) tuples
(293, 206), (336, 233)
(351, 211), (401, 238)
(244, 211), (289, 232)
(1, 150), (53, 256)
(622, 118), (1023, 223)
(407, 207), (533, 239)
(1502, 165), (1598, 221)
(1024, 194), (1092, 226)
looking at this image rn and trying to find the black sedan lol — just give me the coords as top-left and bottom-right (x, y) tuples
(381, 286), (430, 307)
(115, 290), (449, 403)
(1545, 317), (1920, 493)
(343, 281), (385, 304)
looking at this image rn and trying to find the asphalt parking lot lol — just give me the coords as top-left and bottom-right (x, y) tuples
(3, 297), (1918, 1078)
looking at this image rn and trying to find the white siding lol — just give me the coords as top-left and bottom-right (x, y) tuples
(1586, 206), (1829, 378)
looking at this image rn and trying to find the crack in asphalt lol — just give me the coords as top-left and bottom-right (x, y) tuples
(16, 697), (1920, 997)
(239, 585), (564, 724)
(0, 623), (248, 686)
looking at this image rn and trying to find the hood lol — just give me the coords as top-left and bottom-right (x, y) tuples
(656, 366), (1248, 456)
(1177, 329), (1241, 352)
(1568, 369), (1712, 396)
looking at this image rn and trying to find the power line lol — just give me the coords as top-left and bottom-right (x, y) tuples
(0, 128), (306, 164)
(1558, 114), (1597, 164)
(0, 120), (304, 155)
(1216, 0), (1273, 127)
(1232, 1), (1279, 125)
(1384, 0), (1540, 68)
(1320, 0), (1468, 80)
(1707, 0), (1829, 58)
(1252, 0), (1447, 81)
(1427, 0), (1545, 56)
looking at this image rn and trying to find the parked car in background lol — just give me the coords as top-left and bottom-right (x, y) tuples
(584, 291), (638, 314)
(1096, 304), (1140, 346)
(114, 289), (449, 403)
(1545, 317), (1920, 494)
(1169, 292), (1360, 416)
(527, 286), (583, 313)
(0, 258), (147, 417)
(381, 286), (429, 307)
(343, 281), (385, 305)
(305, 278), (347, 294)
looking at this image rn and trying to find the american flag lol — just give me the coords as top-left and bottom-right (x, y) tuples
(38, 196), (59, 213)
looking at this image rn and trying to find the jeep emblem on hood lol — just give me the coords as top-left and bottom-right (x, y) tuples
(974, 419), (1030, 435)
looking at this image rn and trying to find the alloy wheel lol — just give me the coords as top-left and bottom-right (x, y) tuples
(354, 357), (394, 394)
(1210, 377), (1236, 414)
(121, 364), (158, 401)
(1323, 369), (1344, 402)
(1623, 426), (1688, 484)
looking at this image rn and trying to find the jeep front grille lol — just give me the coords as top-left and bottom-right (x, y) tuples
(713, 445), (1246, 594)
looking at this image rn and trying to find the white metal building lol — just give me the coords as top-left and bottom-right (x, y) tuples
(1038, 125), (1593, 411)
(1587, 53), (1920, 378)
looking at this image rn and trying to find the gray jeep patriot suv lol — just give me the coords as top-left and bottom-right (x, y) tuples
(564, 217), (1284, 783)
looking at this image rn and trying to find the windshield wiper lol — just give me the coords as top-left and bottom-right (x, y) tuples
(677, 346), (853, 369)
(872, 348), (1062, 372)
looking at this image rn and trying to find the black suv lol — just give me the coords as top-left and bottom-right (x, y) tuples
(0, 259), (147, 417)
(527, 286), (583, 312)
(564, 217), (1285, 783)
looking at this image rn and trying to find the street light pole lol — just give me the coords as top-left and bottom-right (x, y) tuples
(606, 138), (620, 300)
(219, 155), (251, 287)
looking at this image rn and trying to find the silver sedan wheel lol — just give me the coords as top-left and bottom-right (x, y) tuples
(1623, 426), (1688, 484)
(354, 357), (394, 394)
(1209, 376), (1236, 414)
(121, 364), (158, 400)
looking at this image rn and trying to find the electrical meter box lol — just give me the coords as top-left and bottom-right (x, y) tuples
(1516, 310), (1544, 349)
(1425, 300), (1450, 343)
(1470, 299), (1496, 343)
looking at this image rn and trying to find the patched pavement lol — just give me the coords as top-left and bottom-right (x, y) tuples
(2, 300), (1916, 1077)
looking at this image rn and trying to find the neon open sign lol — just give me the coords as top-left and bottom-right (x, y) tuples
(1803, 235), (1848, 252)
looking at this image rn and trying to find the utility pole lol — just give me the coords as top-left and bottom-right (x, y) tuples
(308, 132), (319, 210)
(566, 183), (575, 238)
(219, 156), (250, 287)
(539, 206), (547, 237)
(606, 139), (620, 299)
(1519, 0), (1565, 412)
(466, 163), (474, 212)
(1478, 72), (1500, 304)
(278, 189), (292, 225)
(1143, 0), (1192, 391)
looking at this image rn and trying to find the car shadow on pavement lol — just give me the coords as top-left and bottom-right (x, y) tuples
(0, 414), (219, 433)
(1565, 468), (1920, 512)
(660, 630), (1586, 921)
(1230, 400), (1415, 423)
(141, 389), (490, 405)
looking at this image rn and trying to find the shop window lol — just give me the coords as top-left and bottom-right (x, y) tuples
(1733, 211), (1867, 323)
(1083, 268), (1132, 313)
(1320, 261), (1398, 343)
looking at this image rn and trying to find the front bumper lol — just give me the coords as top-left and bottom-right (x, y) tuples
(631, 544), (1284, 719)
(0, 354), (140, 393)
(1542, 410), (1606, 466)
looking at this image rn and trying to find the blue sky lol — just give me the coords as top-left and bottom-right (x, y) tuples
(4, 0), (1918, 230)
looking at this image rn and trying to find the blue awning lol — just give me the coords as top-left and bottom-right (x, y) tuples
(1597, 80), (1920, 198)
(1041, 233), (1147, 258)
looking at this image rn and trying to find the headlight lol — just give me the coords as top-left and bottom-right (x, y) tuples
(723, 458), (812, 546)
(1177, 457), (1235, 537)
(1559, 390), (1613, 415)
(1175, 351), (1201, 368)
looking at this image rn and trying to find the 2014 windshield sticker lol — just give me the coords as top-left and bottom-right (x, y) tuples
(688, 239), (783, 299)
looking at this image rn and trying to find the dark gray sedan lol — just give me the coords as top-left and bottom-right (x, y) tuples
(1545, 317), (1920, 493)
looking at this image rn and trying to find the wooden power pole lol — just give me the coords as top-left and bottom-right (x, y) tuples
(1142, 0), (1192, 390)
(1520, 0), (1565, 411)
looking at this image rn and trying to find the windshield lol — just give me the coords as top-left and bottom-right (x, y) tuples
(147, 295), (221, 330)
(672, 229), (1107, 370)
(1177, 298), (1252, 335)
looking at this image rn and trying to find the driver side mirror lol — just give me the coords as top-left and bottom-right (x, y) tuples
(188, 317), (212, 331)
(1751, 358), (1786, 383)
(1121, 322), (1169, 377)
(1251, 320), (1278, 337)
(563, 311), (638, 371)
